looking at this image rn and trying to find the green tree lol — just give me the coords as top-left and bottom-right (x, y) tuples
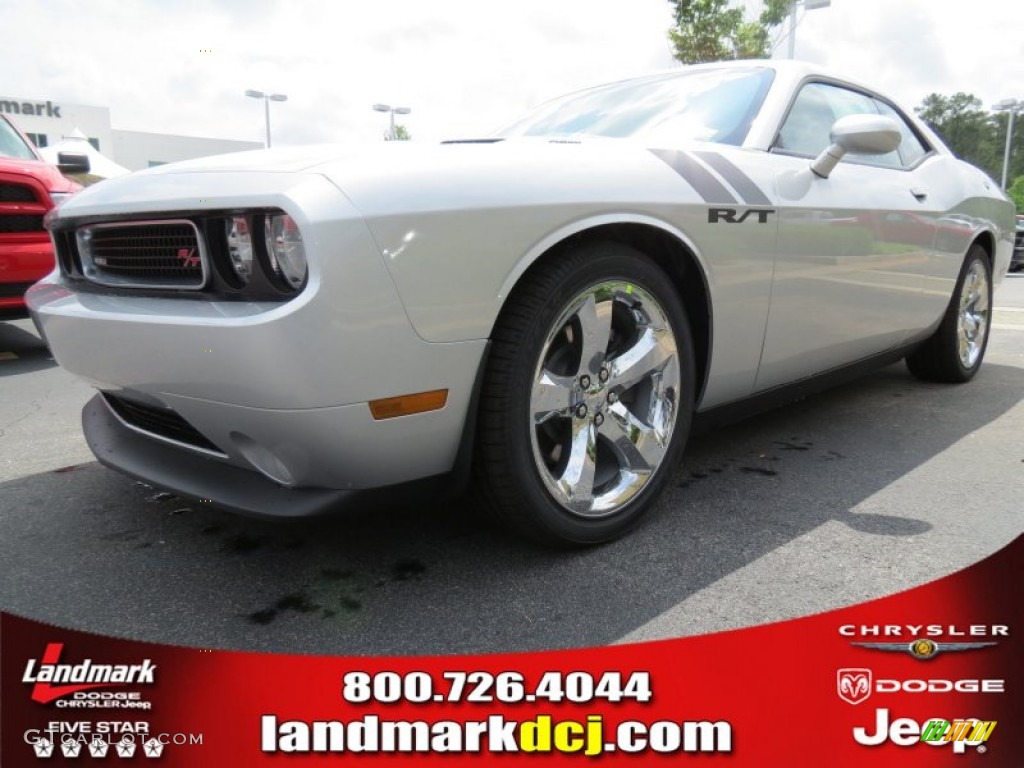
(386, 124), (411, 141)
(1008, 175), (1024, 214)
(915, 93), (993, 171)
(666, 0), (790, 64)
(912, 92), (1024, 183)
(990, 111), (1024, 188)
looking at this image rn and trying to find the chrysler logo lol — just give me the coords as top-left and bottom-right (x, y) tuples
(837, 668), (872, 705)
(850, 639), (997, 660)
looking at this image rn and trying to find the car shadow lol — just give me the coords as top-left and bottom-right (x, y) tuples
(1, 361), (1021, 656)
(0, 321), (56, 376)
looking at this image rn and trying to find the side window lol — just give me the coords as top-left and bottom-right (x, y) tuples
(775, 82), (905, 170)
(776, 83), (839, 157)
(874, 99), (930, 168)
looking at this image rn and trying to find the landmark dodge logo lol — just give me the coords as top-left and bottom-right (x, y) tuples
(836, 668), (1004, 705)
(22, 643), (156, 704)
(837, 669), (872, 705)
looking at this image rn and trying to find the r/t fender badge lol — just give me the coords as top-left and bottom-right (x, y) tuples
(707, 207), (776, 224)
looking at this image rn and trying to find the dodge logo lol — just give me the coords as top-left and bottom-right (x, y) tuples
(838, 668), (872, 705)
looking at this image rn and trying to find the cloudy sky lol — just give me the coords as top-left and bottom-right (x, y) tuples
(3, 0), (1022, 146)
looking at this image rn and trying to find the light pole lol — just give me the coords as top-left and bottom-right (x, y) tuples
(372, 104), (411, 140)
(245, 90), (288, 148)
(992, 99), (1021, 190)
(786, 0), (831, 59)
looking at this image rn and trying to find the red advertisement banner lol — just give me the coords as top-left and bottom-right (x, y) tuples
(3, 535), (1020, 765)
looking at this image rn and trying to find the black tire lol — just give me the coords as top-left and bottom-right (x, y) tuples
(474, 242), (695, 546)
(906, 244), (992, 383)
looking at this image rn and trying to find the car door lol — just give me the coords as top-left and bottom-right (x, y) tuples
(754, 81), (940, 391)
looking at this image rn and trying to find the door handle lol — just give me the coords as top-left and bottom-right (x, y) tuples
(910, 187), (928, 202)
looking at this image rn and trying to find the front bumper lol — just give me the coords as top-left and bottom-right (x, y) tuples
(84, 394), (449, 518)
(29, 170), (487, 501)
(0, 238), (53, 316)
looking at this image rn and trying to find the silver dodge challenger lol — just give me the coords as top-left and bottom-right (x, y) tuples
(28, 61), (1015, 545)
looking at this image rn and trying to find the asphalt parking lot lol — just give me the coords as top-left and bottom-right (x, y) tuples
(1, 275), (1022, 656)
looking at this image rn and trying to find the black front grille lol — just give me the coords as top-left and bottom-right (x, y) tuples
(103, 393), (223, 454)
(1015, 230), (1023, 249)
(0, 214), (44, 233)
(53, 211), (303, 301)
(79, 221), (205, 288)
(0, 183), (37, 203)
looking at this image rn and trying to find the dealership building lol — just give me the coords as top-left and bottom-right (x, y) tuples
(1, 94), (261, 171)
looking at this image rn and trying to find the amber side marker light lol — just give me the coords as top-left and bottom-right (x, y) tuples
(369, 389), (448, 420)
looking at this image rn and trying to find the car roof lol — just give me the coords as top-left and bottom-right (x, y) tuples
(541, 60), (929, 152)
(628, 59), (877, 93)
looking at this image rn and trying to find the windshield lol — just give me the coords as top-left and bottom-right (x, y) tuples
(0, 116), (38, 160)
(498, 67), (774, 146)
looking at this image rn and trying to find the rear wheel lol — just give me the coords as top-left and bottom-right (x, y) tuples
(906, 244), (992, 383)
(475, 242), (695, 545)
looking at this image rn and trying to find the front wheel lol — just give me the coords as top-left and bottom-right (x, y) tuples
(906, 244), (992, 383)
(475, 243), (695, 545)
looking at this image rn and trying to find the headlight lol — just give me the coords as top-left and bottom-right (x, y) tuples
(264, 214), (306, 290)
(226, 216), (254, 284)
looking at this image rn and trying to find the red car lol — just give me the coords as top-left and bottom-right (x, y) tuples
(1, 114), (87, 318)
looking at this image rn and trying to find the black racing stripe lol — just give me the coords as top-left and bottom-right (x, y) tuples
(649, 149), (737, 205)
(693, 151), (772, 206)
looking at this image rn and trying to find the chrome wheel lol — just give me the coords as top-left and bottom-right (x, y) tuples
(957, 260), (989, 369)
(529, 281), (680, 517)
(477, 243), (694, 544)
(906, 245), (991, 383)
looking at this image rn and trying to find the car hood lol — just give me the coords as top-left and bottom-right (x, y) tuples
(130, 143), (371, 175)
(51, 137), (745, 221)
(0, 155), (80, 193)
(127, 137), (619, 175)
(318, 138), (678, 216)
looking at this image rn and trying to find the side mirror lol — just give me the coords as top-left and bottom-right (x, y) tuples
(57, 152), (91, 174)
(810, 114), (901, 179)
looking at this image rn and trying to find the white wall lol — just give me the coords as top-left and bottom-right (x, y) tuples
(1, 94), (261, 171)
(111, 130), (262, 171)
(0, 95), (112, 152)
